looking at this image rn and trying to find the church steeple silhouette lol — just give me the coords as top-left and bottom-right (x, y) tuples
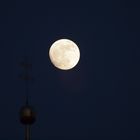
(19, 58), (36, 140)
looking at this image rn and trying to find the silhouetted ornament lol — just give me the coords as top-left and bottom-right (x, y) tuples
(20, 105), (36, 125)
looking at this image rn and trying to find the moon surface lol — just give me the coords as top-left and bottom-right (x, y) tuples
(49, 39), (80, 70)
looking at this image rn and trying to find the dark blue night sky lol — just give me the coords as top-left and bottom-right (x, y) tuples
(0, 0), (140, 140)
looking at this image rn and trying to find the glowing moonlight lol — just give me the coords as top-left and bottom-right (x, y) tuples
(49, 39), (80, 70)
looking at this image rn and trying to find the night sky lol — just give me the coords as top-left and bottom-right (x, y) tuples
(0, 0), (140, 140)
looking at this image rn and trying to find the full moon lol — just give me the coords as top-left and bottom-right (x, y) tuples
(49, 39), (80, 70)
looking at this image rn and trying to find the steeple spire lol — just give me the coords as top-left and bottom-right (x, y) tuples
(19, 58), (36, 140)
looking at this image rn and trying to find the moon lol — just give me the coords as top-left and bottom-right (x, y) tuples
(49, 39), (80, 70)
